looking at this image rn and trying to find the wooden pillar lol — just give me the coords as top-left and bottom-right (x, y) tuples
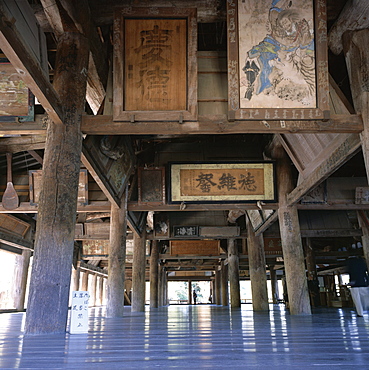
(358, 211), (369, 269)
(247, 220), (269, 311)
(158, 266), (163, 306)
(150, 240), (159, 308)
(13, 250), (31, 311)
(163, 269), (168, 306)
(72, 264), (81, 292)
(221, 261), (229, 306)
(269, 266), (279, 304)
(304, 238), (321, 307)
(131, 230), (146, 312)
(188, 280), (193, 304)
(215, 269), (221, 305)
(81, 271), (89, 291)
(274, 144), (311, 315)
(106, 196), (127, 317)
(98, 276), (104, 306)
(25, 32), (89, 334)
(91, 274), (98, 307)
(228, 238), (241, 308)
(343, 29), (369, 182)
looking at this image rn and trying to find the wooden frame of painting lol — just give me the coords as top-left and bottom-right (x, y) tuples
(0, 61), (34, 122)
(168, 161), (276, 203)
(113, 7), (197, 122)
(227, 0), (329, 121)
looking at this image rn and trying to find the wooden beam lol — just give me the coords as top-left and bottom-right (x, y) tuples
(127, 202), (278, 212)
(287, 134), (361, 206)
(0, 135), (46, 153)
(81, 114), (363, 135)
(0, 1), (63, 125)
(0, 113), (363, 136)
(0, 201), (111, 213)
(328, 0), (369, 55)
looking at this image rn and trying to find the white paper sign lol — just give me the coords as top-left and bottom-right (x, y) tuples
(69, 291), (90, 334)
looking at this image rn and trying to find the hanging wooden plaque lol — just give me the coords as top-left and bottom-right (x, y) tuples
(113, 7), (197, 122)
(169, 162), (276, 203)
(227, 0), (329, 121)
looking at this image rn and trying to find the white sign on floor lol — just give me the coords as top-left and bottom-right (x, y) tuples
(69, 291), (90, 334)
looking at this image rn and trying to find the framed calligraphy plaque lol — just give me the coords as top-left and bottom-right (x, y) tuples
(113, 7), (197, 122)
(169, 162), (276, 203)
(227, 0), (329, 121)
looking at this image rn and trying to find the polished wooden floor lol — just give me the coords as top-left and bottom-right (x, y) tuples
(1, 304), (369, 369)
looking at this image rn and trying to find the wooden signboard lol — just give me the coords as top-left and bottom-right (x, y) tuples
(0, 62), (34, 122)
(29, 169), (88, 205)
(113, 7), (197, 121)
(170, 240), (220, 255)
(138, 167), (165, 204)
(82, 240), (109, 256)
(169, 162), (275, 203)
(227, 0), (329, 120)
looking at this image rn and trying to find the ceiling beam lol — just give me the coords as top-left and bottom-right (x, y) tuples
(81, 114), (363, 135)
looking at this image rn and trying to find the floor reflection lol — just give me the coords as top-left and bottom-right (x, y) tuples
(1, 305), (369, 368)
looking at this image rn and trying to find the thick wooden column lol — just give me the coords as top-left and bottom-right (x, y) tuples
(106, 197), (127, 317)
(343, 29), (369, 181)
(13, 250), (31, 311)
(221, 261), (229, 306)
(215, 270), (221, 305)
(274, 144), (311, 315)
(269, 266), (279, 304)
(131, 230), (146, 312)
(25, 32), (89, 334)
(228, 238), (241, 308)
(247, 221), (269, 311)
(150, 240), (159, 308)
